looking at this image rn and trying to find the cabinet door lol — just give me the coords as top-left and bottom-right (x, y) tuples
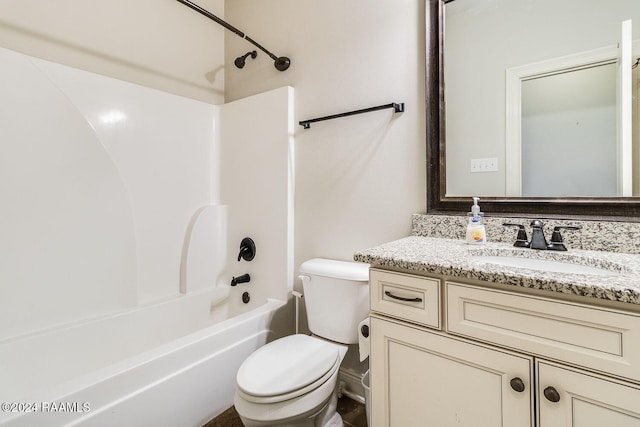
(538, 360), (640, 427)
(370, 316), (533, 427)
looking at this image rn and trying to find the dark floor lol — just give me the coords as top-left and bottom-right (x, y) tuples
(202, 396), (367, 427)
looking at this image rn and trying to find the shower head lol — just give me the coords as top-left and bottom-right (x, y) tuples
(274, 56), (291, 71)
(177, 1), (292, 73)
(234, 50), (257, 69)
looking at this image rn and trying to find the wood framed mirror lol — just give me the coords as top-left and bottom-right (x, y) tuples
(426, 0), (640, 220)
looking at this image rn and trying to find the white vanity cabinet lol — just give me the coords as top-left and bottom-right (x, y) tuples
(536, 360), (640, 426)
(370, 316), (534, 427)
(369, 268), (640, 427)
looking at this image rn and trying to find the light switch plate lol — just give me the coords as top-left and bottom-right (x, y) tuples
(470, 157), (498, 173)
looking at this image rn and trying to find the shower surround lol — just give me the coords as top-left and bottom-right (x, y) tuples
(0, 46), (294, 426)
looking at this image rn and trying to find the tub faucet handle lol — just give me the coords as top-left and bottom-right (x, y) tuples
(237, 237), (256, 262)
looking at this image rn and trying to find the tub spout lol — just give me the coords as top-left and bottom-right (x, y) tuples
(231, 274), (251, 286)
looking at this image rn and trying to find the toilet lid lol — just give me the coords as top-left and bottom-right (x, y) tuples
(236, 334), (340, 398)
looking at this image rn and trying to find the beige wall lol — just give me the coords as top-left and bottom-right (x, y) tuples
(224, 0), (427, 380)
(0, 0), (225, 103)
(225, 0), (427, 272)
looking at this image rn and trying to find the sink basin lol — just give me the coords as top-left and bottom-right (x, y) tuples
(472, 255), (620, 276)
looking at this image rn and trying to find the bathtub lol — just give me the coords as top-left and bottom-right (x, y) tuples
(0, 288), (286, 427)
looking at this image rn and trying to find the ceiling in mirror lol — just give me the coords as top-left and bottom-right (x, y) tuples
(443, 0), (639, 199)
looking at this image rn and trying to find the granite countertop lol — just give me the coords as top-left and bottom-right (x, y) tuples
(354, 236), (640, 306)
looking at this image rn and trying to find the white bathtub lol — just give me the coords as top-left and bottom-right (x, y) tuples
(0, 289), (286, 427)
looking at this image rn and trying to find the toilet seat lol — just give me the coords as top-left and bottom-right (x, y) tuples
(234, 363), (341, 425)
(236, 334), (340, 404)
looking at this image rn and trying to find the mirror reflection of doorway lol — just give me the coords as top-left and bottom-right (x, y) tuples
(521, 63), (618, 197)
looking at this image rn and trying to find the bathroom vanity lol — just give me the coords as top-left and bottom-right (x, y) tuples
(355, 233), (640, 427)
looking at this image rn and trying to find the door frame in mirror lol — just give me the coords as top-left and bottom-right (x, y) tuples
(426, 0), (640, 221)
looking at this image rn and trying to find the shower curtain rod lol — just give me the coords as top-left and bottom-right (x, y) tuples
(175, 0), (291, 71)
(299, 102), (405, 129)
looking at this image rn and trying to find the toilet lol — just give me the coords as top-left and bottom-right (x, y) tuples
(234, 258), (370, 427)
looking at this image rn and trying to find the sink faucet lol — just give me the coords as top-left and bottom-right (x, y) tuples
(528, 220), (548, 250)
(503, 220), (581, 251)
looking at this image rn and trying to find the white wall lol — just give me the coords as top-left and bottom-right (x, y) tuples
(224, 0), (426, 272)
(219, 87), (295, 310)
(0, 47), (217, 340)
(0, 48), (135, 340)
(0, 0), (225, 103)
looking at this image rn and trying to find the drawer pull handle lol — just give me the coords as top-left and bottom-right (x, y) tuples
(509, 377), (525, 393)
(543, 386), (561, 403)
(384, 291), (423, 303)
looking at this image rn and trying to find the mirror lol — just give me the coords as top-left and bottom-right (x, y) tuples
(426, 0), (640, 219)
(520, 63), (619, 197)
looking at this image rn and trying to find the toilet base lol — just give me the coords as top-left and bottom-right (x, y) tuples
(314, 393), (343, 427)
(238, 391), (343, 427)
(321, 411), (343, 427)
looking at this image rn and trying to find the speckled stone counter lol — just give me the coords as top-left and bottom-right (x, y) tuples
(411, 214), (640, 254)
(354, 236), (640, 306)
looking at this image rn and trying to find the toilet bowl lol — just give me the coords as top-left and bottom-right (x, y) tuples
(235, 334), (347, 427)
(234, 258), (370, 427)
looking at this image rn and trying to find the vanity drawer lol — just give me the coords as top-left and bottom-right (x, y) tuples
(370, 269), (440, 329)
(446, 282), (640, 382)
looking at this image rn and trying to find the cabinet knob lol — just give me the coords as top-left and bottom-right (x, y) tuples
(543, 386), (561, 403)
(509, 377), (525, 393)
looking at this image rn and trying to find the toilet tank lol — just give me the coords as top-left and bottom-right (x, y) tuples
(299, 258), (370, 344)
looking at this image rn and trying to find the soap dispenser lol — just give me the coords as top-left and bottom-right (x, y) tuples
(466, 197), (487, 244)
